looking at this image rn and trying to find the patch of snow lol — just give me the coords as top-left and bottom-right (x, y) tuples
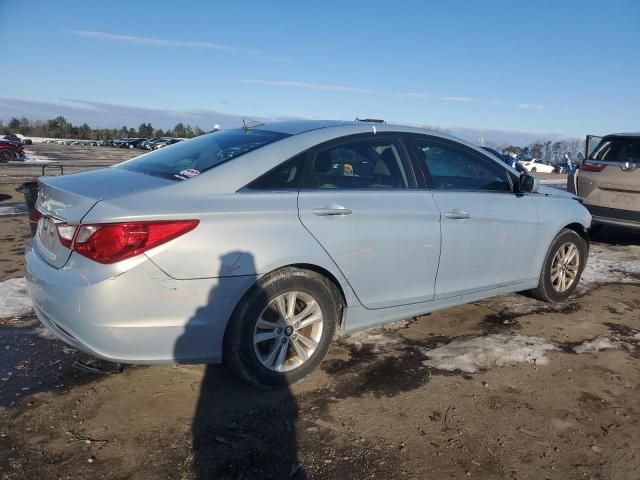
(344, 319), (413, 353)
(419, 333), (557, 373)
(32, 326), (55, 340)
(573, 336), (618, 354)
(634, 333), (640, 340)
(20, 149), (54, 163)
(0, 203), (27, 216)
(0, 277), (33, 318)
(581, 245), (640, 285)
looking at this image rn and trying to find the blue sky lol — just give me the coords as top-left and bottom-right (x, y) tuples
(1, 0), (639, 143)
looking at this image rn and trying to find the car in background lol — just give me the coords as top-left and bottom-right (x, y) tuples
(25, 120), (591, 387)
(521, 158), (556, 174)
(153, 138), (183, 149)
(139, 139), (158, 150)
(572, 133), (640, 229)
(0, 139), (25, 162)
(480, 146), (511, 164)
(480, 147), (528, 173)
(2, 133), (31, 145)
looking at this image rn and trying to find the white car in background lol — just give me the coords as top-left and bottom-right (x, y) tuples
(521, 158), (556, 174)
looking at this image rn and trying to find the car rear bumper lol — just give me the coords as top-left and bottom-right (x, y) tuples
(25, 247), (256, 364)
(585, 204), (640, 229)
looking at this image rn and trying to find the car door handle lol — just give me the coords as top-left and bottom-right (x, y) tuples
(444, 209), (471, 220)
(312, 204), (352, 216)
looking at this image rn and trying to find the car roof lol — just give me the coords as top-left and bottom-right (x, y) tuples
(254, 119), (355, 135)
(253, 119), (467, 143)
(603, 132), (640, 138)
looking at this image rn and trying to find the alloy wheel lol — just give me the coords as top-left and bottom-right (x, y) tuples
(550, 242), (580, 292)
(253, 291), (324, 372)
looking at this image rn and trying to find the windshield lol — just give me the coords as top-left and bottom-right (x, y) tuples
(118, 129), (290, 180)
(590, 137), (640, 163)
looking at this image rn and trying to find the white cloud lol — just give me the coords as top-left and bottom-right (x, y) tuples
(241, 79), (372, 94)
(518, 103), (544, 110)
(438, 96), (475, 102)
(67, 30), (264, 56)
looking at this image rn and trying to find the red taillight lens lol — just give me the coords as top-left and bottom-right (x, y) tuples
(73, 220), (199, 264)
(581, 161), (606, 172)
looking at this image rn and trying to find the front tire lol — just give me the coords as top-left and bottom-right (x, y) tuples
(224, 268), (341, 388)
(529, 228), (588, 302)
(0, 149), (15, 163)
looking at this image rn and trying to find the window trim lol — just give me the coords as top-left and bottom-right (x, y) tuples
(299, 133), (420, 191)
(406, 134), (516, 193)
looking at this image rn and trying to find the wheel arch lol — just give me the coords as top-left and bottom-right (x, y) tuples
(222, 262), (350, 353)
(562, 222), (590, 246)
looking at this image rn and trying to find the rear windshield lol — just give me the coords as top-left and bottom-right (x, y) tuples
(590, 137), (640, 163)
(118, 129), (290, 180)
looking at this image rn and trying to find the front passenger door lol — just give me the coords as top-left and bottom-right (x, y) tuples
(297, 134), (442, 309)
(411, 136), (540, 299)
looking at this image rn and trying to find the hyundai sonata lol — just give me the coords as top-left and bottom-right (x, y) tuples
(25, 120), (591, 387)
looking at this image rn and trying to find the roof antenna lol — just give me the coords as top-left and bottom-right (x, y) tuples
(242, 118), (265, 131)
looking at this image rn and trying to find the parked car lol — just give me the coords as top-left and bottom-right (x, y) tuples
(480, 147), (527, 173)
(154, 138), (182, 149)
(0, 139), (25, 162)
(570, 133), (640, 229)
(521, 158), (556, 174)
(0, 133), (25, 145)
(25, 120), (591, 387)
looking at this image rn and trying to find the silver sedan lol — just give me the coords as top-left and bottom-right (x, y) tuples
(25, 120), (591, 387)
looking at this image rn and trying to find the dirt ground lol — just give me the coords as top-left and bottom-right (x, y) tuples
(1, 145), (639, 480)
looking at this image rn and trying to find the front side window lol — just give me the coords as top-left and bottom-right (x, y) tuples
(309, 138), (410, 189)
(415, 138), (511, 192)
(118, 129), (290, 180)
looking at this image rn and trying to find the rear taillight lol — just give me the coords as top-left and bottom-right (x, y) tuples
(56, 224), (76, 248)
(65, 220), (198, 264)
(581, 161), (606, 172)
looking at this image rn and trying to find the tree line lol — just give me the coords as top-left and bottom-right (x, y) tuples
(0, 116), (208, 140)
(2, 115), (585, 163)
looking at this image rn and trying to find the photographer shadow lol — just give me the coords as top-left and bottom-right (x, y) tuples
(174, 252), (306, 479)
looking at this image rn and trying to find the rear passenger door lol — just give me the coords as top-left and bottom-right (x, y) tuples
(297, 134), (442, 309)
(408, 135), (540, 299)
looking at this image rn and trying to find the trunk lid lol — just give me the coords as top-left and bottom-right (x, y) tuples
(35, 167), (174, 268)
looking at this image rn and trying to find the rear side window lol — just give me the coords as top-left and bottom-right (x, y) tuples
(309, 137), (410, 189)
(415, 139), (511, 192)
(590, 138), (640, 163)
(248, 154), (305, 190)
(118, 129), (289, 180)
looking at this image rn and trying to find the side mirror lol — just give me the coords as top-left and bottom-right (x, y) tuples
(519, 173), (540, 193)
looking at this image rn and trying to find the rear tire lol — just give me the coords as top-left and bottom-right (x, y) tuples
(529, 228), (588, 302)
(223, 268), (341, 388)
(0, 149), (15, 163)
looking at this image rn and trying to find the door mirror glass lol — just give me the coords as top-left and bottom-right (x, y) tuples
(519, 173), (540, 193)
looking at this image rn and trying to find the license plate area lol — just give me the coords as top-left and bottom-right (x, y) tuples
(599, 189), (639, 209)
(39, 217), (60, 251)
